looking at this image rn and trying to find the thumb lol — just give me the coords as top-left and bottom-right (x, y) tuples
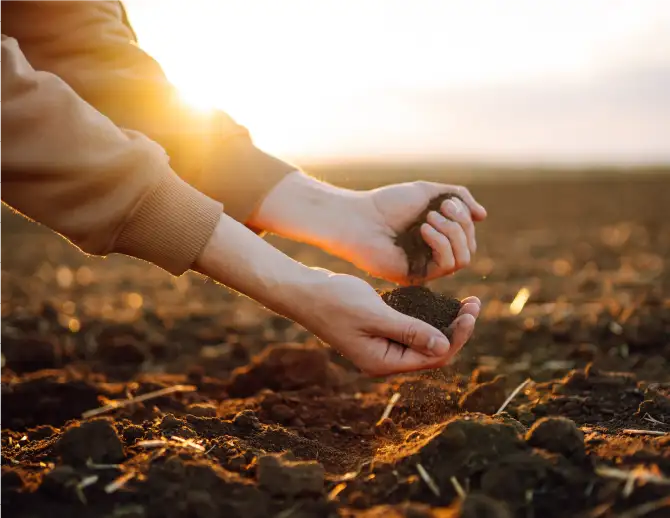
(374, 308), (451, 357)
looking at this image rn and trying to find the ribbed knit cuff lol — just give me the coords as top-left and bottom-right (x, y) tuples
(113, 173), (223, 276)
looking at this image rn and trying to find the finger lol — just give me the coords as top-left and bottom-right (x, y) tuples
(444, 313), (476, 360)
(361, 340), (450, 377)
(451, 186), (487, 221)
(459, 296), (481, 319)
(420, 223), (455, 273)
(370, 306), (451, 358)
(426, 211), (471, 269)
(441, 198), (476, 253)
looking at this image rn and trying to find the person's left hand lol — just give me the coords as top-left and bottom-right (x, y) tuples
(250, 172), (487, 285)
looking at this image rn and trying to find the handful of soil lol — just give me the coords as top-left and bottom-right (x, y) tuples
(394, 193), (461, 279)
(380, 285), (461, 334)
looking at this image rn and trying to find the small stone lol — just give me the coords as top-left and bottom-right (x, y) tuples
(526, 417), (585, 459)
(257, 454), (324, 496)
(186, 403), (217, 418)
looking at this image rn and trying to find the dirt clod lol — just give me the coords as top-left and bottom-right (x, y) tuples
(186, 403), (217, 418)
(55, 418), (125, 466)
(458, 493), (512, 518)
(525, 417), (585, 459)
(233, 409), (262, 430)
(227, 343), (344, 398)
(394, 193), (461, 278)
(458, 375), (508, 414)
(381, 286), (461, 332)
(256, 454), (325, 496)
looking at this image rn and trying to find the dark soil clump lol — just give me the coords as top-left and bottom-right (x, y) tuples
(394, 193), (460, 278)
(526, 417), (585, 459)
(381, 286), (461, 332)
(458, 374), (508, 414)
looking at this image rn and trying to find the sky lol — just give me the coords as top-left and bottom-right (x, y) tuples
(124, 0), (670, 164)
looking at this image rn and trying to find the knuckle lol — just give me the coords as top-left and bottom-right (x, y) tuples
(402, 323), (420, 348)
(445, 221), (463, 238)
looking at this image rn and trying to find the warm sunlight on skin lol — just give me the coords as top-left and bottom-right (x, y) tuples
(124, 0), (670, 163)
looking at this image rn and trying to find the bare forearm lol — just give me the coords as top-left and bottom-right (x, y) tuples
(193, 213), (326, 321)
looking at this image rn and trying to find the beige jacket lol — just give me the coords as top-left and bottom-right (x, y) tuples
(1, 1), (296, 274)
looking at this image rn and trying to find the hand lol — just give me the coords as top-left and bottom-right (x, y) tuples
(294, 272), (481, 376)
(249, 173), (487, 285)
(331, 181), (487, 284)
(194, 214), (480, 377)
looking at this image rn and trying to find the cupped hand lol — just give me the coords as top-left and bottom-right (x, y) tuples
(294, 271), (481, 376)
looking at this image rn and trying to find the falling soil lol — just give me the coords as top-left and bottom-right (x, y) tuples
(3, 175), (670, 518)
(381, 286), (462, 333)
(394, 193), (461, 279)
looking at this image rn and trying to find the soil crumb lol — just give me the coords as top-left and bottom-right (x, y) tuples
(394, 193), (460, 278)
(381, 286), (461, 332)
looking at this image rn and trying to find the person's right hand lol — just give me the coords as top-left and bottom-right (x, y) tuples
(293, 271), (481, 376)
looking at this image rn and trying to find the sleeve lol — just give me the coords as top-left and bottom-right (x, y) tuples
(1, 35), (224, 276)
(1, 1), (297, 224)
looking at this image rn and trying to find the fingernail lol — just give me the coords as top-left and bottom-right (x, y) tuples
(430, 336), (450, 356)
(446, 199), (462, 216)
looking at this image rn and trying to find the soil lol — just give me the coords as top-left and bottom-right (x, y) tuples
(394, 193), (461, 279)
(381, 286), (462, 333)
(3, 175), (670, 518)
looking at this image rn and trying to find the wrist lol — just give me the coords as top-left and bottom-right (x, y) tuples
(194, 213), (332, 322)
(248, 171), (360, 248)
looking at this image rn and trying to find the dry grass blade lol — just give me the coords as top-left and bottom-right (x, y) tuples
(450, 476), (466, 499)
(171, 436), (205, 452)
(137, 437), (205, 452)
(378, 392), (401, 424)
(82, 385), (197, 419)
(327, 483), (347, 501)
(78, 475), (99, 489)
(104, 471), (137, 494)
(618, 497), (670, 518)
(136, 440), (170, 449)
(510, 287), (531, 315)
(416, 463), (440, 497)
(622, 429), (667, 436)
(595, 466), (670, 487)
(495, 378), (532, 415)
(86, 458), (123, 470)
(642, 413), (668, 426)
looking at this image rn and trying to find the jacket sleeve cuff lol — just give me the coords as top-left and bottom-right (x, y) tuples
(195, 132), (297, 225)
(112, 172), (223, 276)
